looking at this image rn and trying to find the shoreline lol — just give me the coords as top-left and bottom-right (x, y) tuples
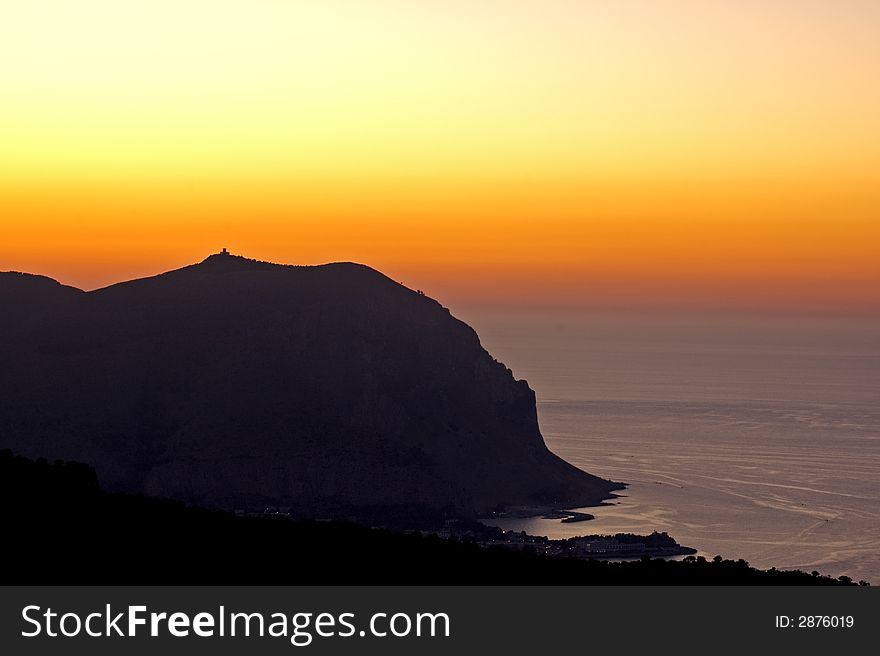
(475, 501), (698, 560)
(482, 505), (598, 522)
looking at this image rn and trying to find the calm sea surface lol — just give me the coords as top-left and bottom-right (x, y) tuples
(456, 307), (880, 583)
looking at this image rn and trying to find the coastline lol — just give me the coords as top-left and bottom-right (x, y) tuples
(473, 500), (698, 561)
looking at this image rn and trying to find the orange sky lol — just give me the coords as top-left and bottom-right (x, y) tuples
(2, 1), (878, 312)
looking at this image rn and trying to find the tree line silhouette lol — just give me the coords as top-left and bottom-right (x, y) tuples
(0, 449), (866, 585)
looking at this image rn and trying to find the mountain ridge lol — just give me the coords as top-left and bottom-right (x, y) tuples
(0, 252), (622, 518)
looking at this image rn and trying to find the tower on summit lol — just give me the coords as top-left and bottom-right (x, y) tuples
(220, 247), (229, 256)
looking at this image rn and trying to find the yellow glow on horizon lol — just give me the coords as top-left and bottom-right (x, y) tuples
(2, 1), (879, 311)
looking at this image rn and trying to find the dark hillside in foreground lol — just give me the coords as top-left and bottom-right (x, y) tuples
(0, 253), (619, 517)
(1, 451), (862, 585)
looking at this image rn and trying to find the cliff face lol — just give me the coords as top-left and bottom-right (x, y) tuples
(0, 254), (620, 515)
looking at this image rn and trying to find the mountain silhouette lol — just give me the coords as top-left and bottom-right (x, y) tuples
(0, 252), (621, 517)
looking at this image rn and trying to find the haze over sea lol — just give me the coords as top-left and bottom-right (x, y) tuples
(460, 307), (880, 583)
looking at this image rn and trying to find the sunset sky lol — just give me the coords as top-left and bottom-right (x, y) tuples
(2, 1), (878, 312)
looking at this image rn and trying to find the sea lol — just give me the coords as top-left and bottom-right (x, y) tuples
(456, 306), (880, 583)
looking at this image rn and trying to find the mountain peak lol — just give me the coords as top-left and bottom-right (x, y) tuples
(194, 250), (378, 279)
(192, 249), (303, 276)
(199, 248), (259, 267)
